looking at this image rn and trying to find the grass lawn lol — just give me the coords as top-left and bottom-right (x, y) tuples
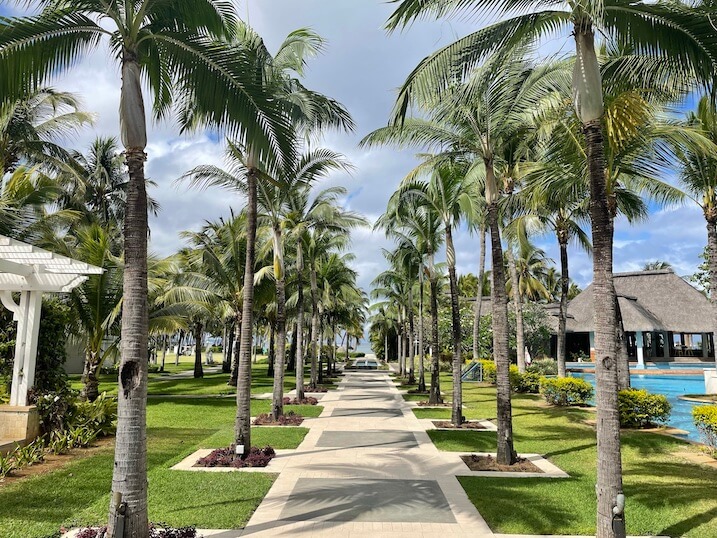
(68, 359), (325, 397)
(419, 378), (717, 538)
(0, 397), (317, 537)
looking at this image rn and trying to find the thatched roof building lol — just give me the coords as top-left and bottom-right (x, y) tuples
(561, 269), (712, 333)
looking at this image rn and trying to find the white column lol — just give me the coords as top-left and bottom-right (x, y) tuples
(636, 331), (645, 367)
(8, 291), (42, 406)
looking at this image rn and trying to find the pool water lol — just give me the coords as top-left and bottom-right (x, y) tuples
(571, 373), (706, 441)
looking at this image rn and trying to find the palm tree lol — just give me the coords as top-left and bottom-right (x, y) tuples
(385, 3), (717, 532)
(285, 183), (363, 398)
(0, 4), (305, 533)
(676, 96), (717, 366)
(0, 88), (92, 175)
(0, 166), (61, 240)
(642, 260), (672, 271)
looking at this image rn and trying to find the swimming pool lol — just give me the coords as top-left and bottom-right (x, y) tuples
(571, 372), (706, 441)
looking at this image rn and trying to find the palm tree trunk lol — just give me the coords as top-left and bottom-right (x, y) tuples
(575, 20), (625, 538)
(235, 168), (258, 457)
(81, 350), (100, 402)
(507, 249), (526, 373)
(398, 321), (404, 375)
(407, 287), (416, 384)
(445, 225), (463, 426)
(224, 321), (235, 374)
(487, 198), (516, 465)
(229, 319), (241, 387)
(557, 233), (569, 377)
(267, 323), (275, 378)
(272, 227), (287, 420)
(707, 218), (717, 366)
(296, 244), (305, 399)
(160, 336), (168, 373)
(615, 295), (630, 390)
(473, 226), (486, 359)
(309, 265), (319, 389)
(384, 332), (388, 361)
(318, 320), (324, 384)
(108, 52), (149, 537)
(193, 322), (204, 379)
(429, 275), (442, 405)
(175, 330), (184, 366)
(287, 324), (297, 372)
(418, 263), (426, 392)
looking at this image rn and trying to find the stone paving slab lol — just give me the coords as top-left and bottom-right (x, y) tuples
(278, 478), (456, 523)
(330, 407), (404, 418)
(315, 430), (418, 449)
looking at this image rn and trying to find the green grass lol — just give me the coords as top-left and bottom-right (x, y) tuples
(0, 397), (312, 538)
(69, 361), (311, 397)
(422, 377), (717, 538)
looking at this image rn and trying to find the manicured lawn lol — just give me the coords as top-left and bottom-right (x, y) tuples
(0, 397), (312, 538)
(69, 360), (310, 397)
(420, 379), (717, 538)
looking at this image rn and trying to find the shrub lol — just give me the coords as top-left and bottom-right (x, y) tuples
(527, 358), (558, 376)
(349, 351), (366, 358)
(0, 452), (15, 478)
(618, 388), (671, 428)
(513, 371), (541, 394)
(479, 360), (496, 383)
(74, 392), (117, 436)
(30, 388), (78, 434)
(540, 377), (593, 406)
(693, 405), (717, 453)
(12, 438), (45, 467)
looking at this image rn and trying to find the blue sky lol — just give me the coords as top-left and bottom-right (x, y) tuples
(1, 1), (709, 293)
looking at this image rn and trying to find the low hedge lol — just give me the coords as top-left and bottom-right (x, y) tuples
(526, 358), (558, 376)
(477, 360), (539, 393)
(618, 388), (671, 428)
(693, 405), (717, 452)
(539, 377), (593, 406)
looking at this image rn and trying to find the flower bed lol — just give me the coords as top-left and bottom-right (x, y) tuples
(252, 411), (304, 426)
(75, 524), (199, 537)
(195, 445), (276, 469)
(282, 396), (318, 405)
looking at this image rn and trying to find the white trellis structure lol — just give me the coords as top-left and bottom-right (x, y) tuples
(0, 235), (103, 406)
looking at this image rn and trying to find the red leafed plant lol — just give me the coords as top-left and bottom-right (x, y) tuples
(282, 396), (318, 405)
(252, 411), (304, 426)
(196, 445), (276, 468)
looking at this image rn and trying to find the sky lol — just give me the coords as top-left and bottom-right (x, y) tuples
(1, 1), (710, 296)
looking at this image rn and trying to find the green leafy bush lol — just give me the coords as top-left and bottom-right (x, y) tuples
(527, 358), (558, 376)
(693, 405), (717, 453)
(618, 388), (671, 428)
(513, 371), (541, 393)
(349, 351), (366, 358)
(30, 388), (78, 434)
(0, 452), (15, 478)
(74, 392), (117, 436)
(479, 360), (496, 383)
(540, 377), (593, 406)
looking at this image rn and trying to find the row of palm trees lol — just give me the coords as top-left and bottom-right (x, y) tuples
(376, 1), (717, 537)
(0, 5), (365, 537)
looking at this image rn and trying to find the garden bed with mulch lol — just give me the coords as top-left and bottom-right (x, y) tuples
(252, 412), (304, 426)
(461, 454), (543, 473)
(283, 396), (319, 405)
(418, 401), (450, 407)
(74, 524), (201, 537)
(194, 445), (276, 469)
(432, 420), (487, 429)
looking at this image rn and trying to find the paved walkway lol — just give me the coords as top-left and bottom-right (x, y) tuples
(237, 368), (492, 537)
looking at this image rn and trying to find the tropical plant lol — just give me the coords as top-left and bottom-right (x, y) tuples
(385, 2), (717, 533)
(0, 3), (304, 533)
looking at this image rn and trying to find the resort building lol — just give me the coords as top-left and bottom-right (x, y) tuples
(549, 269), (715, 364)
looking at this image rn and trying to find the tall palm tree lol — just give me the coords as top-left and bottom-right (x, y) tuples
(0, 4), (304, 533)
(677, 96), (717, 365)
(385, 3), (717, 534)
(285, 183), (363, 398)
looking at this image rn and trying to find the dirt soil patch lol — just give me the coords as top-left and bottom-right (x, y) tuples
(432, 420), (487, 429)
(0, 436), (114, 487)
(461, 454), (543, 473)
(253, 412), (304, 426)
(419, 401), (450, 407)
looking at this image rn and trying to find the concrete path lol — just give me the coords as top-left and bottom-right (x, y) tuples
(238, 369), (492, 537)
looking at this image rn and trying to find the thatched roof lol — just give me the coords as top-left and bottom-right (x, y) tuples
(560, 269), (713, 333)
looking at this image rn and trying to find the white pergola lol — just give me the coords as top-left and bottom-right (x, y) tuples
(0, 235), (103, 406)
